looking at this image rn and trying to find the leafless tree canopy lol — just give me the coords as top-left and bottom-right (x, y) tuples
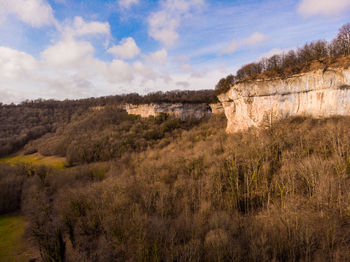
(215, 23), (350, 94)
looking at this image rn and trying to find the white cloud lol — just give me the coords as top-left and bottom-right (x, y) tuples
(108, 37), (140, 59)
(0, 42), (229, 104)
(0, 43), (135, 103)
(245, 32), (268, 45)
(148, 0), (204, 46)
(0, 0), (56, 27)
(298, 0), (350, 17)
(0, 46), (37, 78)
(118, 0), (139, 9)
(174, 55), (189, 64)
(0, 0), (230, 105)
(147, 48), (168, 64)
(133, 61), (156, 80)
(56, 17), (112, 48)
(257, 48), (293, 60)
(222, 32), (268, 54)
(41, 37), (94, 66)
(176, 81), (190, 88)
(72, 16), (111, 37)
(108, 59), (134, 83)
(148, 11), (179, 46)
(181, 63), (193, 72)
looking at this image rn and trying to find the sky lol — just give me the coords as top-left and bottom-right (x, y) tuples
(0, 0), (350, 104)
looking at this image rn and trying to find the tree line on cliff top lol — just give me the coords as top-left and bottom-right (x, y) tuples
(1, 89), (217, 109)
(215, 23), (350, 95)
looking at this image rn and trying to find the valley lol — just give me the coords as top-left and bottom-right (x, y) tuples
(1, 17), (350, 262)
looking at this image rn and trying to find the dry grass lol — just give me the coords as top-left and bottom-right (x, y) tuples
(0, 153), (67, 169)
(0, 215), (36, 262)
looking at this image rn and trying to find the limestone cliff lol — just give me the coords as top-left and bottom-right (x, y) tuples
(218, 67), (350, 133)
(125, 103), (211, 119)
(209, 103), (224, 114)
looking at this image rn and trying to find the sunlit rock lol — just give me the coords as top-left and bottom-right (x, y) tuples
(218, 67), (350, 133)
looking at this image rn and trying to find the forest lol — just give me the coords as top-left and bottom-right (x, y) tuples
(2, 111), (350, 261)
(0, 89), (215, 158)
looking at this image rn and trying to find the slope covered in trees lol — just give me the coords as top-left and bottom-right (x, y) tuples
(0, 89), (216, 158)
(2, 115), (350, 261)
(24, 107), (202, 165)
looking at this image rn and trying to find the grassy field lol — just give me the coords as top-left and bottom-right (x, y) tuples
(0, 154), (66, 261)
(0, 215), (35, 262)
(0, 153), (67, 170)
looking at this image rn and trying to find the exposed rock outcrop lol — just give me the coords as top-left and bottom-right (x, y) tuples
(125, 103), (212, 119)
(209, 103), (224, 114)
(91, 106), (104, 111)
(218, 67), (350, 133)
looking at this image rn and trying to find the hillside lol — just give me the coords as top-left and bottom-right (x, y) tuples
(23, 107), (202, 165)
(2, 111), (350, 261)
(1, 76), (350, 260)
(0, 90), (215, 159)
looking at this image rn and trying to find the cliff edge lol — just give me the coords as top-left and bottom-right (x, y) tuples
(125, 103), (212, 119)
(218, 67), (350, 133)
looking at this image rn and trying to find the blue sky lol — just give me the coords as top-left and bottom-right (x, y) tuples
(0, 0), (350, 103)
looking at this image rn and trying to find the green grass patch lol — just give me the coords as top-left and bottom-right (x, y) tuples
(0, 215), (34, 262)
(0, 153), (67, 170)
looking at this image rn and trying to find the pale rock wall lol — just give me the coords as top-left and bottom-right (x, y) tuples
(209, 103), (224, 114)
(91, 106), (104, 111)
(125, 103), (212, 119)
(218, 67), (350, 133)
(90, 104), (124, 112)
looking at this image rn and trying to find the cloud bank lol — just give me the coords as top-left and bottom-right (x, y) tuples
(298, 0), (350, 17)
(0, 11), (225, 104)
(0, 0), (56, 27)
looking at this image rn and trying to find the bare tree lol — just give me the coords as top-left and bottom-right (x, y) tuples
(282, 50), (297, 68)
(215, 74), (236, 95)
(266, 55), (283, 71)
(335, 23), (350, 55)
(310, 40), (329, 60)
(214, 23), (350, 94)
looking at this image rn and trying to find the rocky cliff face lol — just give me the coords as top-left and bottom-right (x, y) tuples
(209, 103), (224, 114)
(218, 67), (350, 133)
(125, 103), (212, 119)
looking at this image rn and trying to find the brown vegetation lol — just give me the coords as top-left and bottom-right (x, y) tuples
(2, 114), (350, 261)
(0, 90), (216, 158)
(23, 108), (202, 165)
